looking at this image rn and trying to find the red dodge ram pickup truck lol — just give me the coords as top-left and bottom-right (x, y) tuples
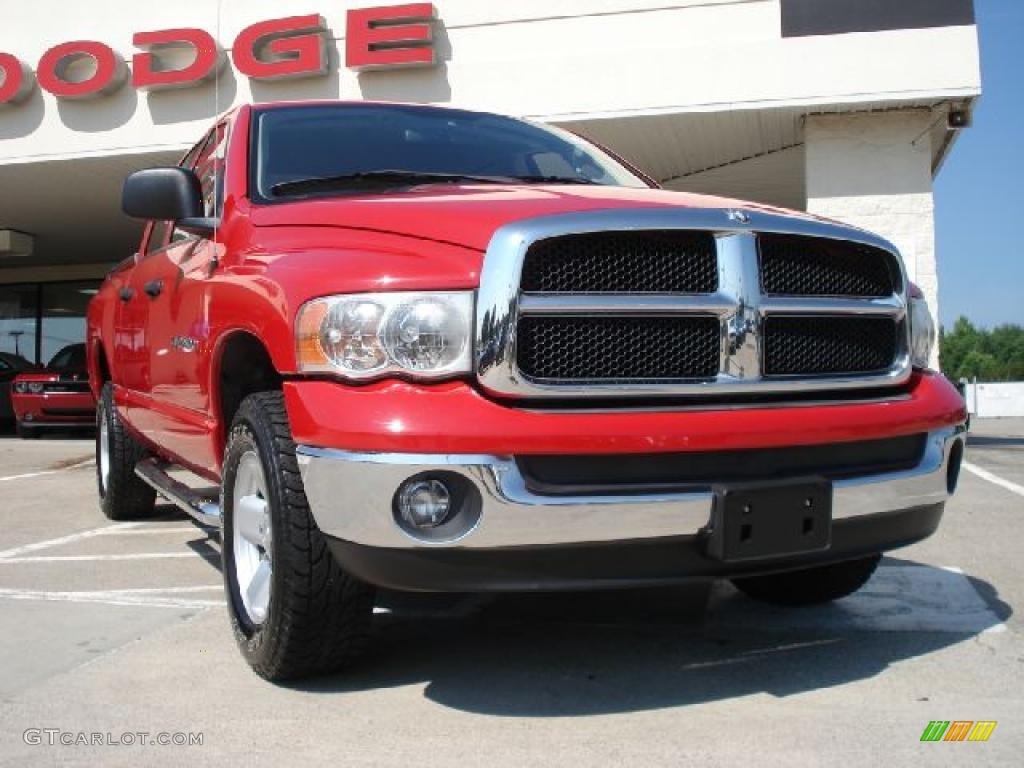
(87, 101), (966, 681)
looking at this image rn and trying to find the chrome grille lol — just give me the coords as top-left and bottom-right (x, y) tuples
(520, 231), (717, 293)
(759, 233), (898, 297)
(763, 316), (899, 376)
(475, 208), (911, 400)
(517, 315), (721, 381)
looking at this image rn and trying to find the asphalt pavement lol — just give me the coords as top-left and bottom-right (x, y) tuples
(0, 420), (1020, 766)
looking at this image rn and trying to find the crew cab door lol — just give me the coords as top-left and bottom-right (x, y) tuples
(118, 125), (226, 472)
(114, 233), (163, 402)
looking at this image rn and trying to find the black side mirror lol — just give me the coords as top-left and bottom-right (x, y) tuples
(122, 167), (202, 221)
(122, 167), (219, 239)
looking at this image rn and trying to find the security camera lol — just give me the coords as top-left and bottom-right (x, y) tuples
(948, 110), (971, 129)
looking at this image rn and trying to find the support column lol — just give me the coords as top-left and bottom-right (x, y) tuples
(804, 111), (939, 343)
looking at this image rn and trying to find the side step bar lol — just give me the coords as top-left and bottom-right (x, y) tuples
(134, 458), (222, 528)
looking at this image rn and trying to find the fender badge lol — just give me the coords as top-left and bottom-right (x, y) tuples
(171, 335), (198, 353)
(727, 209), (751, 224)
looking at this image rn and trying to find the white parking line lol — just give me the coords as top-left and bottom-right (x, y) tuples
(0, 457), (94, 484)
(0, 587), (225, 609)
(964, 461), (1024, 497)
(0, 523), (142, 560)
(0, 553), (204, 564)
(107, 526), (214, 536)
(78, 585), (223, 594)
(0, 523), (213, 561)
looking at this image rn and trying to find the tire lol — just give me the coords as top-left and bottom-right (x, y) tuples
(96, 382), (156, 520)
(16, 424), (39, 440)
(222, 391), (375, 681)
(731, 555), (882, 606)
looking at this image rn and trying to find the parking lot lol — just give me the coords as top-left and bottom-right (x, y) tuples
(0, 421), (1020, 766)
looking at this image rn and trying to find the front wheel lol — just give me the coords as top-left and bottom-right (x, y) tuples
(731, 555), (881, 606)
(222, 391), (375, 681)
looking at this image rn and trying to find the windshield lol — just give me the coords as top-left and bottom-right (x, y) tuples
(252, 104), (650, 201)
(47, 343), (86, 370)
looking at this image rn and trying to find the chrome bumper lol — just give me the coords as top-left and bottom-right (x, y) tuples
(296, 427), (963, 550)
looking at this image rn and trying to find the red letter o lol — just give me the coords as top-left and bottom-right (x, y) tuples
(0, 53), (35, 105)
(37, 41), (127, 99)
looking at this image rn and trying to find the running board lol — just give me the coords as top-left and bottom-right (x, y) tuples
(134, 458), (222, 528)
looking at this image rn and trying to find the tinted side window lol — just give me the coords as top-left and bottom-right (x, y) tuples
(145, 220), (170, 255)
(194, 123), (228, 218)
(143, 134), (211, 256)
(181, 132), (209, 172)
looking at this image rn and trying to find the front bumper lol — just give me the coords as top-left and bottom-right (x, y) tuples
(12, 391), (96, 425)
(325, 504), (945, 591)
(297, 426), (964, 590)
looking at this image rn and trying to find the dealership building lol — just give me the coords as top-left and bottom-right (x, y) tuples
(0, 0), (981, 366)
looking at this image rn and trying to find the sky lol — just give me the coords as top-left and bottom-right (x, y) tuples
(933, 0), (1024, 329)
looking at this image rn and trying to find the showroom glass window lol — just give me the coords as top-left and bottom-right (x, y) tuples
(0, 284), (38, 364)
(39, 282), (96, 365)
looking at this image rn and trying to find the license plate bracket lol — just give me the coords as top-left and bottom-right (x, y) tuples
(709, 478), (832, 562)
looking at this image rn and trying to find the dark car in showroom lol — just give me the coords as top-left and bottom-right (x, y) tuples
(11, 343), (96, 438)
(0, 350), (35, 427)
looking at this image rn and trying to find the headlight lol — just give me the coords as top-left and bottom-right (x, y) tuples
(908, 285), (936, 370)
(296, 292), (474, 380)
(28, 381), (45, 394)
(13, 381), (27, 394)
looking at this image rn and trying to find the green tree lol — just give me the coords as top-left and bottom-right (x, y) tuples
(940, 316), (1024, 381)
(955, 350), (1002, 380)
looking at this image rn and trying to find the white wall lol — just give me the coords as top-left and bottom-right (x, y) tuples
(0, 0), (981, 163)
(965, 382), (1024, 419)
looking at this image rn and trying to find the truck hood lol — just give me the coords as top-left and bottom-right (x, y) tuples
(248, 184), (820, 252)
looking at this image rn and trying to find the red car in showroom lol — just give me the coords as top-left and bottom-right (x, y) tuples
(12, 343), (96, 438)
(87, 102), (966, 681)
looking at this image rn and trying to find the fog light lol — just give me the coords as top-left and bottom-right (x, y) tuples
(397, 479), (452, 529)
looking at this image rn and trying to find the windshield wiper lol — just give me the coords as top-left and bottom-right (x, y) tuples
(510, 175), (604, 185)
(271, 170), (519, 195)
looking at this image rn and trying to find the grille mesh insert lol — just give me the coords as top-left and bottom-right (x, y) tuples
(759, 234), (898, 297)
(764, 316), (898, 376)
(517, 316), (721, 381)
(521, 231), (718, 293)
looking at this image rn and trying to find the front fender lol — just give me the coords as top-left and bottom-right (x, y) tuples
(227, 225), (483, 373)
